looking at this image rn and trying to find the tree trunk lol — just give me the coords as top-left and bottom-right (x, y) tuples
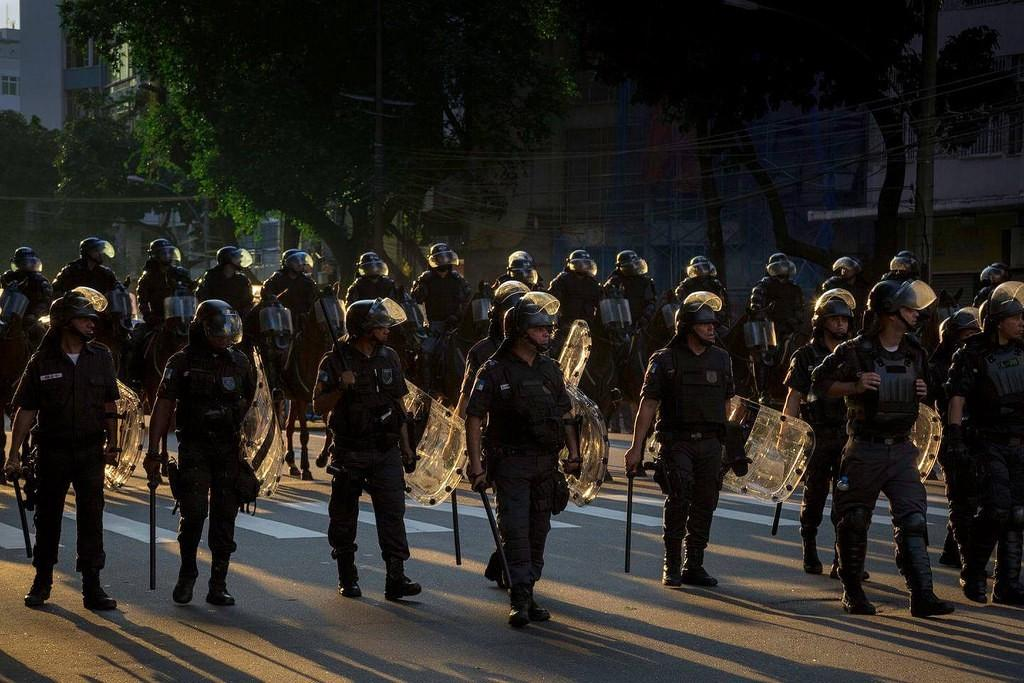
(695, 119), (727, 285)
(733, 129), (840, 269)
(871, 102), (907, 279)
(287, 201), (356, 285)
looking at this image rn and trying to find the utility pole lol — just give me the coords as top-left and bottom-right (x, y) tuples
(917, 0), (938, 280)
(373, 0), (385, 255)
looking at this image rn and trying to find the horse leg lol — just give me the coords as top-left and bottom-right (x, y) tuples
(285, 402), (300, 476)
(299, 403), (313, 480)
(316, 428), (332, 469)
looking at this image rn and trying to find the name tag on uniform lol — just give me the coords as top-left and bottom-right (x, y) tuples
(40, 373), (62, 381)
(500, 383), (511, 391)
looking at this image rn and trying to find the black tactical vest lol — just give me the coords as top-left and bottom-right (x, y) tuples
(982, 343), (1024, 415)
(848, 338), (922, 435)
(178, 350), (250, 441)
(483, 359), (565, 452)
(329, 347), (403, 448)
(658, 346), (729, 432)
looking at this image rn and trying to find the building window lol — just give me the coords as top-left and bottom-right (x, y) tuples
(1008, 109), (1023, 156)
(0, 75), (17, 95)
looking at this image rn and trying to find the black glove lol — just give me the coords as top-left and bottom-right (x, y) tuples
(402, 449), (420, 474)
(730, 457), (752, 478)
(143, 452), (162, 487)
(943, 424), (969, 465)
(468, 468), (489, 493)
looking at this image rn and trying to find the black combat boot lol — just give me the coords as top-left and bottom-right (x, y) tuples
(173, 545), (199, 604)
(527, 583), (551, 622)
(938, 528), (961, 567)
(837, 526), (875, 615)
(680, 547), (718, 587)
(801, 527), (823, 574)
(961, 522), (999, 604)
(337, 553), (361, 598)
(508, 584), (531, 628)
(662, 538), (683, 587)
(24, 566), (53, 608)
(206, 557), (236, 606)
(81, 569), (118, 611)
(831, 546), (869, 581)
(384, 558), (421, 601)
(484, 551), (509, 589)
(896, 525), (955, 618)
(992, 530), (1024, 606)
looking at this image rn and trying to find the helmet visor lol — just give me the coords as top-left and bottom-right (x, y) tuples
(13, 256), (43, 273)
(766, 259), (795, 278)
(889, 255), (914, 273)
(72, 286), (109, 313)
(568, 258), (597, 277)
(892, 280), (937, 311)
(686, 261), (712, 279)
(367, 297), (408, 328)
(494, 280), (530, 301)
(428, 249), (459, 268)
(92, 240), (116, 259)
(360, 260), (387, 277)
(236, 248), (254, 269)
(951, 306), (981, 331)
(989, 281), (1024, 309)
(155, 245), (180, 264)
(832, 256), (860, 277)
(682, 291), (723, 313)
(816, 288), (857, 312)
(510, 267), (539, 286)
(204, 311), (243, 344)
(522, 291), (560, 318)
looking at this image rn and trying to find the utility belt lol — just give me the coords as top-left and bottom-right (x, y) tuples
(483, 444), (557, 460)
(851, 434), (909, 446)
(655, 428), (722, 444)
(36, 431), (105, 452)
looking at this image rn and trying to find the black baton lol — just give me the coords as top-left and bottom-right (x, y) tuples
(450, 488), (462, 566)
(148, 480), (157, 590)
(12, 479), (32, 558)
(625, 470), (635, 573)
(771, 501), (782, 537)
(479, 491), (510, 589)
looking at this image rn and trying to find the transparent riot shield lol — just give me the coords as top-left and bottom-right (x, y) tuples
(471, 297), (492, 324)
(259, 304), (294, 350)
(560, 383), (609, 506)
(600, 297), (632, 328)
(557, 319), (592, 387)
(743, 319), (778, 351)
(106, 286), (135, 330)
(645, 396), (815, 503)
(240, 351), (287, 496)
(722, 397), (815, 501)
(660, 302), (679, 329)
(0, 287), (29, 323)
(163, 294), (197, 323)
(314, 292), (344, 337)
(911, 403), (942, 481)
(104, 380), (145, 490)
(403, 380), (467, 505)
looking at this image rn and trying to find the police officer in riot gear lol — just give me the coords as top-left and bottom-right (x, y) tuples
(548, 250), (602, 328)
(312, 298), (421, 601)
(493, 251), (544, 292)
(345, 252), (398, 305)
(5, 288), (121, 610)
(144, 299), (256, 606)
(674, 256), (729, 324)
(196, 246), (256, 318)
(974, 262), (1010, 307)
(782, 289), (855, 575)
(946, 282), (1024, 605)
(812, 279), (955, 617)
(625, 292), (741, 589)
(410, 243), (472, 393)
(604, 250), (657, 330)
(127, 239), (195, 384)
(747, 253), (805, 406)
(52, 237), (119, 296)
(880, 250), (921, 284)
(819, 256), (870, 325)
(1, 247), (53, 345)
(465, 291), (580, 626)
(929, 307), (981, 568)
(262, 250), (318, 319)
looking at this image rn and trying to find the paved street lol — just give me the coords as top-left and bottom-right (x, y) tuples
(0, 429), (1021, 682)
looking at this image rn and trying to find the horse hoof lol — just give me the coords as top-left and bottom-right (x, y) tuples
(288, 466), (301, 477)
(301, 469), (314, 481)
(315, 455), (328, 468)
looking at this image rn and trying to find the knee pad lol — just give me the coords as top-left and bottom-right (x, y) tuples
(838, 507), (871, 533)
(1011, 506), (1024, 530)
(896, 511), (928, 538)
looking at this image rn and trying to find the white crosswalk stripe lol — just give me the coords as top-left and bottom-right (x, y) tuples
(65, 511), (177, 544)
(407, 499), (579, 529)
(277, 500), (451, 534)
(0, 521), (33, 549)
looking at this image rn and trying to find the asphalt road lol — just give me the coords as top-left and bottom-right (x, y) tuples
(0, 429), (1021, 682)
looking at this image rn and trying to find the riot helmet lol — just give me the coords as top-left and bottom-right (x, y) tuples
(812, 288), (855, 338)
(80, 237), (115, 264)
(686, 256), (716, 280)
(566, 249), (597, 278)
(938, 307), (981, 346)
(216, 246), (254, 269)
(831, 256), (862, 280)
(192, 299), (243, 345)
(507, 257), (539, 286)
(283, 250), (314, 274)
(11, 246), (42, 273)
(981, 281), (1024, 334)
(49, 287), (106, 327)
(889, 250), (919, 276)
(674, 291), (722, 346)
(489, 280), (530, 339)
(766, 253), (796, 280)
(507, 251), (533, 268)
(866, 279), (936, 332)
(503, 291), (559, 352)
(357, 251), (388, 278)
(979, 262), (1010, 287)
(615, 250), (648, 277)
(148, 238), (180, 265)
(345, 297), (407, 337)
(427, 243), (459, 269)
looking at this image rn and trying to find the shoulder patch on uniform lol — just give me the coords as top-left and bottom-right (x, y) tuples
(318, 369), (330, 383)
(162, 367), (174, 381)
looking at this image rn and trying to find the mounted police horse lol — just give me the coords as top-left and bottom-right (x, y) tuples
(95, 279), (135, 378)
(0, 285), (38, 454)
(434, 283), (491, 408)
(280, 285), (339, 479)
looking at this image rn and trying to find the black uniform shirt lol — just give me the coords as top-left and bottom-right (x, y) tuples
(947, 335), (1024, 435)
(196, 265), (255, 316)
(137, 260), (194, 324)
(13, 339), (120, 447)
(785, 338), (847, 430)
(315, 342), (408, 447)
(52, 258), (118, 296)
(460, 337), (499, 398)
(158, 345), (256, 443)
(262, 270), (319, 317)
(410, 270), (472, 323)
(344, 276), (398, 306)
(604, 271), (657, 327)
(641, 343), (735, 434)
(812, 334), (927, 438)
(548, 271), (602, 326)
(466, 345), (570, 452)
